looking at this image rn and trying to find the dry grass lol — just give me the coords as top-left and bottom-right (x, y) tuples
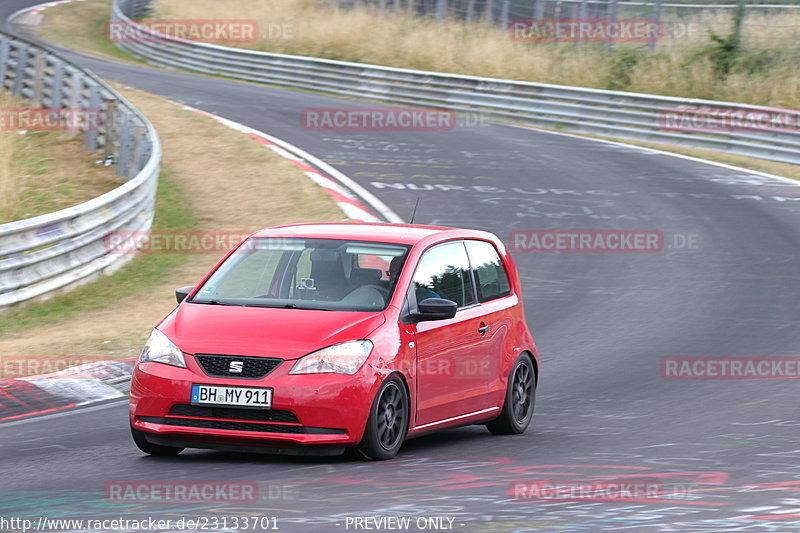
(38, 0), (139, 65)
(150, 0), (800, 108)
(0, 82), (344, 359)
(0, 92), (120, 224)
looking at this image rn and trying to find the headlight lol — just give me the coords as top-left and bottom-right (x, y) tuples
(289, 340), (373, 375)
(140, 329), (186, 368)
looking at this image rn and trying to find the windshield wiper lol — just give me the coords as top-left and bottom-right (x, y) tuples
(192, 299), (235, 306)
(244, 302), (331, 311)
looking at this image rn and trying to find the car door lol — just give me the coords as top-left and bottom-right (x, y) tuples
(412, 241), (497, 427)
(464, 239), (518, 407)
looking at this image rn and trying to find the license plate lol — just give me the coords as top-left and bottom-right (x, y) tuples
(191, 384), (272, 409)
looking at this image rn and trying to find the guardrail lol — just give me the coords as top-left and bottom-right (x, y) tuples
(111, 0), (799, 166)
(0, 30), (161, 308)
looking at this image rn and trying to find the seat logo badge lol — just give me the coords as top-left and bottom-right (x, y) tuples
(229, 361), (244, 373)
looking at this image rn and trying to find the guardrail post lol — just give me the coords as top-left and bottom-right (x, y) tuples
(533, 0), (544, 20)
(649, 0), (662, 54)
(86, 85), (102, 151)
(733, 0), (746, 49)
(116, 110), (131, 178)
(485, 0), (495, 24)
(435, 0), (446, 21)
(577, 0), (588, 47)
(0, 39), (9, 91)
(31, 50), (46, 106)
(131, 124), (148, 177)
(104, 98), (119, 162)
(67, 68), (82, 109)
(139, 128), (153, 173)
(605, 0), (618, 51)
(465, 0), (475, 22)
(500, 0), (510, 28)
(12, 44), (29, 96)
(50, 60), (65, 109)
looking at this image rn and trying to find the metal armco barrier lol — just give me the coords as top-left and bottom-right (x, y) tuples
(0, 30), (161, 308)
(112, 0), (800, 167)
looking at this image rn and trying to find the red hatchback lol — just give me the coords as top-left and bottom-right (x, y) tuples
(130, 223), (538, 459)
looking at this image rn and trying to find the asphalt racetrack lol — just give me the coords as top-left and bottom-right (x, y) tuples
(1, 2), (799, 532)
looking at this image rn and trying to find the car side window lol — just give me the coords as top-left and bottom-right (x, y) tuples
(465, 240), (512, 303)
(412, 242), (475, 308)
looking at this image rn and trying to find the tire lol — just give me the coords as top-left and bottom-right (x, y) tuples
(357, 377), (409, 460)
(486, 353), (536, 435)
(130, 424), (183, 456)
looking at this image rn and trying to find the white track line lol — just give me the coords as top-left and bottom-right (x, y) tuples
(505, 123), (800, 188)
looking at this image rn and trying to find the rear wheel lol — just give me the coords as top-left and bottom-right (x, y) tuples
(130, 424), (183, 456)
(358, 377), (408, 460)
(486, 354), (536, 435)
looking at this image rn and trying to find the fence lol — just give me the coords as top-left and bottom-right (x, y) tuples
(0, 30), (161, 308)
(333, 0), (800, 52)
(112, 0), (800, 167)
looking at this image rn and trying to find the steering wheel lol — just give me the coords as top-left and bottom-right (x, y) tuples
(362, 284), (390, 299)
(342, 284), (389, 308)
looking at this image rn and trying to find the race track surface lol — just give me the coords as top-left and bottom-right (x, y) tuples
(1, 3), (799, 532)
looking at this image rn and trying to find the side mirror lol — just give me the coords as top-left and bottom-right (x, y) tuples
(413, 298), (458, 322)
(175, 286), (194, 303)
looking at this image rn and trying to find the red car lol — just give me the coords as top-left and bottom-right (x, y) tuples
(130, 223), (538, 460)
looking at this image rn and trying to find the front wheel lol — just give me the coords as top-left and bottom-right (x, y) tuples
(358, 377), (409, 460)
(131, 424), (183, 456)
(486, 354), (536, 435)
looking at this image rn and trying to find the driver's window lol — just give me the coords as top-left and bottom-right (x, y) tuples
(412, 242), (475, 308)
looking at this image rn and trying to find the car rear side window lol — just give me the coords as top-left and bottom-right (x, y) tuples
(412, 242), (476, 308)
(466, 240), (512, 303)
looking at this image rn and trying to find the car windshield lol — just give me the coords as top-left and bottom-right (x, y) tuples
(189, 237), (411, 311)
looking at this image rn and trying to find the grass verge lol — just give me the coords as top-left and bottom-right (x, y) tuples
(0, 91), (120, 224)
(0, 81), (344, 358)
(37, 0), (139, 65)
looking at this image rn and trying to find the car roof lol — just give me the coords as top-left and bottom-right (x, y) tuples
(250, 223), (495, 246)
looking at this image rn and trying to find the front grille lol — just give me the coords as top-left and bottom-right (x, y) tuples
(139, 416), (345, 435)
(194, 354), (282, 379)
(169, 404), (299, 424)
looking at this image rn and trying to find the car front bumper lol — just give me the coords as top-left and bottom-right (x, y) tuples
(130, 356), (385, 449)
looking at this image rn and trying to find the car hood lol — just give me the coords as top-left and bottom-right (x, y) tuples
(158, 303), (387, 359)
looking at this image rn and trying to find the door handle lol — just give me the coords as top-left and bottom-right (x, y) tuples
(477, 324), (490, 334)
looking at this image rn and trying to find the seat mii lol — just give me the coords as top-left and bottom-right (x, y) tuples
(130, 223), (538, 460)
